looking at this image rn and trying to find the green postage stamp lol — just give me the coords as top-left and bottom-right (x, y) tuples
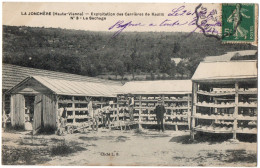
(222, 3), (256, 43)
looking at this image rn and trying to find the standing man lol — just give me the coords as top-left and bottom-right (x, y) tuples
(128, 94), (134, 121)
(103, 102), (112, 129)
(154, 98), (166, 132)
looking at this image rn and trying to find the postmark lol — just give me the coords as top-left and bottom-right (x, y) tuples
(194, 4), (222, 40)
(222, 3), (256, 43)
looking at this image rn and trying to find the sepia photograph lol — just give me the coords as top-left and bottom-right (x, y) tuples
(1, 2), (258, 166)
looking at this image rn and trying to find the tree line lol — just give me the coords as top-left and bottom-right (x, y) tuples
(2, 25), (257, 80)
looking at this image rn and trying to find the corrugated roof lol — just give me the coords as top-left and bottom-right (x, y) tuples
(192, 61), (257, 81)
(117, 80), (192, 95)
(2, 63), (122, 91)
(8, 76), (120, 97)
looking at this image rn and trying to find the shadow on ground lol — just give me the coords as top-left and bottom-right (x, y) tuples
(172, 149), (257, 166)
(78, 135), (130, 142)
(133, 129), (171, 138)
(169, 132), (257, 144)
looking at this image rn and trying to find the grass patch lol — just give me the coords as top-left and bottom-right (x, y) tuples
(51, 141), (86, 156)
(237, 134), (257, 142)
(19, 141), (48, 146)
(225, 150), (257, 163)
(170, 132), (257, 144)
(169, 135), (195, 144)
(38, 126), (56, 135)
(203, 149), (256, 164)
(134, 128), (147, 135)
(2, 145), (51, 165)
(134, 129), (170, 138)
(170, 132), (238, 144)
(3, 125), (27, 134)
(79, 135), (116, 141)
(115, 136), (130, 142)
(79, 136), (99, 141)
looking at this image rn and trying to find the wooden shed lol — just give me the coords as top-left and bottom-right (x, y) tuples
(2, 63), (122, 119)
(116, 80), (192, 130)
(191, 60), (257, 140)
(7, 76), (120, 134)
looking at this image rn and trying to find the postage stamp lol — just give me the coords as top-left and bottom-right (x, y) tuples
(222, 3), (256, 43)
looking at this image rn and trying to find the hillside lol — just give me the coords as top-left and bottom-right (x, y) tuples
(2, 25), (257, 80)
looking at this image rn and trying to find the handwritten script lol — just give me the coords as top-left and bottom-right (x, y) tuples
(108, 21), (145, 38)
(108, 5), (221, 38)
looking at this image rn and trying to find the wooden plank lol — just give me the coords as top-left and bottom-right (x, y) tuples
(72, 96), (75, 124)
(191, 82), (198, 140)
(2, 94), (7, 129)
(112, 104), (115, 122)
(33, 94), (42, 134)
(11, 94), (25, 127)
(197, 91), (235, 96)
(53, 95), (57, 128)
(194, 114), (234, 120)
(16, 95), (20, 125)
(10, 94), (14, 126)
(13, 95), (17, 125)
(233, 82), (238, 139)
(67, 108), (88, 111)
(194, 127), (233, 134)
(238, 91), (257, 95)
(47, 95), (50, 126)
(42, 94), (57, 128)
(195, 103), (235, 108)
(45, 95), (48, 126)
(43, 95), (47, 127)
(15, 95), (18, 126)
(55, 95), (59, 129)
(139, 95), (142, 129)
(187, 94), (191, 130)
(116, 96), (122, 130)
(134, 106), (189, 110)
(162, 95), (167, 131)
(123, 100), (125, 121)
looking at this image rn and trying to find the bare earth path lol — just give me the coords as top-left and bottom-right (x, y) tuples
(2, 129), (257, 166)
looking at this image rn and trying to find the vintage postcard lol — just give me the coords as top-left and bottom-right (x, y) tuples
(1, 2), (259, 166)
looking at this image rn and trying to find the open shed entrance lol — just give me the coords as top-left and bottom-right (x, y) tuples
(24, 95), (35, 131)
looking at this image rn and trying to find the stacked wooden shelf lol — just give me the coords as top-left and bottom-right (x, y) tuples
(58, 95), (116, 124)
(191, 82), (257, 138)
(117, 94), (191, 130)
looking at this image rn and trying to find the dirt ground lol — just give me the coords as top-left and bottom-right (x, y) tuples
(2, 128), (257, 166)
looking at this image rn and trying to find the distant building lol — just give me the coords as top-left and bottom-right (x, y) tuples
(203, 50), (257, 62)
(170, 58), (182, 64)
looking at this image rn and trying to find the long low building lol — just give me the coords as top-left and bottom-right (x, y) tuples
(116, 80), (192, 130)
(3, 64), (193, 132)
